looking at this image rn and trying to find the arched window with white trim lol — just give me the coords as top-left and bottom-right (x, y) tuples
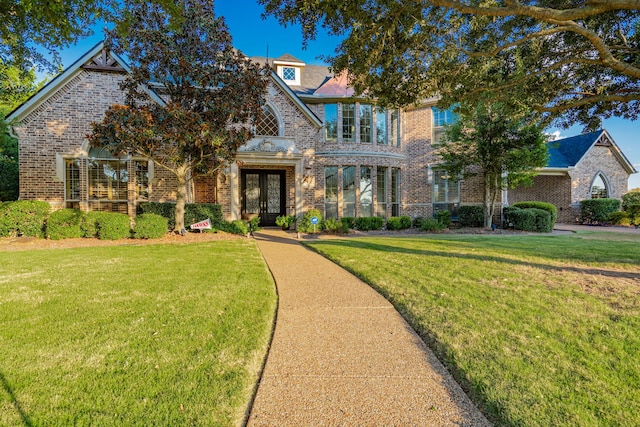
(590, 173), (609, 199)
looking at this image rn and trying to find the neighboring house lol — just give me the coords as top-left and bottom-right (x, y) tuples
(7, 42), (637, 226)
(509, 130), (637, 223)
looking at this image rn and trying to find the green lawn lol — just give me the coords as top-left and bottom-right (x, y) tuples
(305, 231), (640, 427)
(0, 240), (276, 426)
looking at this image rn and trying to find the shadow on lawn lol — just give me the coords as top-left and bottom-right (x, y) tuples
(0, 370), (33, 426)
(307, 239), (640, 281)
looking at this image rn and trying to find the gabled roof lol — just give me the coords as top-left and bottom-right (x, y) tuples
(265, 68), (322, 128)
(273, 53), (305, 65)
(546, 129), (636, 174)
(6, 41), (166, 123)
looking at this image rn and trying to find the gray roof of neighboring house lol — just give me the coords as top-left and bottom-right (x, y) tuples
(547, 129), (636, 173)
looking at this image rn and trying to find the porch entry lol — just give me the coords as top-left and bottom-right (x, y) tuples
(241, 169), (286, 226)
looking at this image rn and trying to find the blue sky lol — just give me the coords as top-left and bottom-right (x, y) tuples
(57, 0), (639, 190)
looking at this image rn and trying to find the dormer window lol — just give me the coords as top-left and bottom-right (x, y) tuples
(274, 55), (305, 86)
(282, 67), (296, 81)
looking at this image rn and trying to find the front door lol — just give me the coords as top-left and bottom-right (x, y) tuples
(241, 170), (286, 226)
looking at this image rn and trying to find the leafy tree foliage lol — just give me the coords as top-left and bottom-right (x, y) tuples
(437, 103), (548, 228)
(0, 119), (19, 201)
(260, 0), (640, 129)
(88, 0), (269, 232)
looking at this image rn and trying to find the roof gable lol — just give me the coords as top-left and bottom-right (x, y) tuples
(7, 41), (165, 123)
(546, 129), (636, 174)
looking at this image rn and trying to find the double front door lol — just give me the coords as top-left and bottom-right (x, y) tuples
(241, 170), (286, 226)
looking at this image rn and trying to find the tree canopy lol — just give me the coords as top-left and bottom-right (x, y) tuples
(260, 0), (640, 129)
(437, 103), (548, 228)
(88, 0), (269, 232)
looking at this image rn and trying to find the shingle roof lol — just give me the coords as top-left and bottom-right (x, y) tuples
(546, 129), (636, 174)
(251, 55), (333, 96)
(546, 130), (603, 168)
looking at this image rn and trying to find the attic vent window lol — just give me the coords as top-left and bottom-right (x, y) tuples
(283, 67), (296, 81)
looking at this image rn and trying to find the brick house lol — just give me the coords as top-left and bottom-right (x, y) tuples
(508, 129), (636, 223)
(7, 42), (637, 226)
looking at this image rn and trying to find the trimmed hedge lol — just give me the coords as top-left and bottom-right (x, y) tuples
(298, 209), (323, 233)
(46, 209), (84, 240)
(354, 216), (384, 231)
(386, 216), (412, 230)
(436, 211), (451, 228)
(458, 205), (484, 227)
(622, 191), (640, 211)
(323, 218), (349, 233)
(218, 220), (249, 235)
(512, 201), (558, 224)
(138, 202), (223, 230)
(133, 213), (168, 239)
(340, 217), (356, 230)
(580, 198), (621, 224)
(83, 211), (131, 240)
(509, 207), (554, 232)
(0, 200), (50, 237)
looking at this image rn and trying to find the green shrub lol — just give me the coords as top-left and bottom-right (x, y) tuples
(0, 200), (50, 237)
(420, 217), (446, 232)
(354, 216), (384, 231)
(139, 202), (223, 230)
(323, 218), (348, 233)
(386, 216), (412, 230)
(275, 215), (297, 230)
(341, 216), (356, 229)
(509, 208), (553, 232)
(513, 201), (558, 224)
(413, 216), (426, 228)
(580, 198), (621, 224)
(622, 191), (640, 211)
(46, 209), (84, 240)
(298, 209), (323, 233)
(133, 213), (168, 239)
(608, 211), (632, 226)
(184, 203), (224, 229)
(81, 211), (105, 238)
(625, 204), (640, 225)
(96, 212), (131, 240)
(436, 210), (451, 228)
(458, 206), (484, 227)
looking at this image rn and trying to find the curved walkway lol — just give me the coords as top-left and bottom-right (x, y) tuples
(247, 229), (490, 426)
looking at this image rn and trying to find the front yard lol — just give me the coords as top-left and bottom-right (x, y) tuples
(305, 231), (640, 426)
(0, 239), (276, 426)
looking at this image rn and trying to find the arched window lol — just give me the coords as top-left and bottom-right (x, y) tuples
(590, 174), (609, 198)
(256, 105), (280, 136)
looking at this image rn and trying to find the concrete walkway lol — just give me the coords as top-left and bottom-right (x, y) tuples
(247, 229), (490, 426)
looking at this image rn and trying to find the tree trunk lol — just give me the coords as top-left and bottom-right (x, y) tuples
(483, 172), (493, 229)
(175, 165), (188, 233)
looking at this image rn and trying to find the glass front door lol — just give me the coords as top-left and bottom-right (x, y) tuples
(241, 169), (286, 226)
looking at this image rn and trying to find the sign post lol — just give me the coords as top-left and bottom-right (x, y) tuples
(310, 216), (319, 233)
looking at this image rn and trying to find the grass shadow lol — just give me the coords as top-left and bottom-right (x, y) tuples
(0, 370), (33, 426)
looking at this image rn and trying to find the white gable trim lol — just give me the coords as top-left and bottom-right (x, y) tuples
(7, 41), (165, 123)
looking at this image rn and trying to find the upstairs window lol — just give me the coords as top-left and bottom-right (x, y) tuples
(324, 104), (338, 142)
(282, 67), (296, 81)
(432, 106), (458, 144)
(256, 105), (280, 136)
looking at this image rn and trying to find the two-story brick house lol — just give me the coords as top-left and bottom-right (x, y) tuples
(7, 42), (636, 226)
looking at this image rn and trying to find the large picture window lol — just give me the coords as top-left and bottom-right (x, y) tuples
(376, 107), (387, 145)
(376, 166), (387, 217)
(325, 166), (338, 219)
(359, 105), (372, 143)
(433, 168), (460, 218)
(391, 168), (400, 216)
(342, 104), (355, 142)
(432, 106), (458, 145)
(360, 166), (373, 217)
(324, 104), (338, 142)
(342, 166), (356, 217)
